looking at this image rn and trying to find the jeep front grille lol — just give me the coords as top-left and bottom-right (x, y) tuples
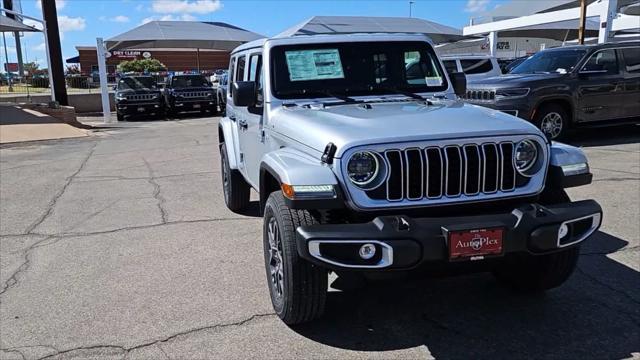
(180, 91), (210, 99)
(463, 89), (495, 102)
(126, 94), (156, 101)
(379, 142), (519, 202)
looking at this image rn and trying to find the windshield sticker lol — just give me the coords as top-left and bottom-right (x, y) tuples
(425, 76), (443, 87)
(285, 49), (344, 81)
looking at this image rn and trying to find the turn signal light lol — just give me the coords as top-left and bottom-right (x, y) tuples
(281, 184), (336, 199)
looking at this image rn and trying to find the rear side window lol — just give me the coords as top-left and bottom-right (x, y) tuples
(442, 60), (458, 74)
(622, 47), (640, 73)
(460, 59), (494, 74)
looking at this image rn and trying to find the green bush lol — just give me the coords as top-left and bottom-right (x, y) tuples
(117, 58), (167, 73)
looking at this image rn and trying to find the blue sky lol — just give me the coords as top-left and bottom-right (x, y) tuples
(2, 0), (506, 68)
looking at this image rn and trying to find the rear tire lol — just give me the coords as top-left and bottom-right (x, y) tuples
(263, 191), (327, 325)
(220, 144), (250, 211)
(533, 103), (569, 141)
(116, 112), (124, 121)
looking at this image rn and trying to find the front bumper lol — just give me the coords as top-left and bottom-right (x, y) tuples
(117, 102), (163, 116)
(172, 99), (216, 111)
(296, 200), (602, 271)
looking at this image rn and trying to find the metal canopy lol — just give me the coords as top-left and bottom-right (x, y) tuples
(499, 18), (601, 41)
(105, 21), (264, 51)
(0, 15), (41, 32)
(275, 16), (467, 44)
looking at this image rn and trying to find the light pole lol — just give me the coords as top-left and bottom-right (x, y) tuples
(409, 0), (415, 18)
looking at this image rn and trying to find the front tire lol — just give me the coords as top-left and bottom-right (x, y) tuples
(493, 187), (579, 292)
(534, 103), (569, 140)
(220, 145), (250, 211)
(263, 192), (327, 325)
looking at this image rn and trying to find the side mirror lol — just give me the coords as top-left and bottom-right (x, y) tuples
(232, 81), (257, 107)
(450, 72), (467, 97)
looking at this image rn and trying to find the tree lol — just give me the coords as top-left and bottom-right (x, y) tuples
(24, 62), (40, 77)
(117, 58), (167, 73)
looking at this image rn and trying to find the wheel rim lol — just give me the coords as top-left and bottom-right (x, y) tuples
(541, 112), (563, 139)
(267, 217), (284, 299)
(221, 152), (230, 203)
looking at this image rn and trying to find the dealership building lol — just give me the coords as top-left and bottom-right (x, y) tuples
(67, 21), (264, 75)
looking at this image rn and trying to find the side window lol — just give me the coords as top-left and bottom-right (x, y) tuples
(228, 57), (236, 98)
(404, 50), (444, 87)
(460, 59), (493, 74)
(248, 53), (264, 106)
(236, 55), (246, 82)
(622, 47), (640, 74)
(581, 49), (618, 74)
(442, 60), (458, 74)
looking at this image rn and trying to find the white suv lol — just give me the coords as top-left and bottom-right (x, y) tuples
(440, 54), (502, 82)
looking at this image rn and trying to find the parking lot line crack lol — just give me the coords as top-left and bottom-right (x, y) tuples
(142, 157), (169, 224)
(34, 313), (276, 360)
(24, 142), (98, 235)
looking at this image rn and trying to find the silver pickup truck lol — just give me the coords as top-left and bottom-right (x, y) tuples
(218, 33), (602, 325)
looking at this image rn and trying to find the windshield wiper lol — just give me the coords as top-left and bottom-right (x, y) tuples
(277, 89), (363, 105)
(373, 86), (432, 104)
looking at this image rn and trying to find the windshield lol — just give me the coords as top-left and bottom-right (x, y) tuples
(271, 41), (448, 99)
(171, 75), (209, 88)
(118, 77), (156, 90)
(511, 49), (587, 74)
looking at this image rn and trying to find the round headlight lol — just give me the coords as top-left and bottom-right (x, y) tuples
(347, 151), (379, 186)
(514, 140), (538, 174)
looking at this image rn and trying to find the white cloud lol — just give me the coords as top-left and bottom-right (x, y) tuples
(111, 15), (130, 23)
(36, 0), (66, 10)
(5, 46), (16, 54)
(464, 0), (490, 13)
(135, 4), (144, 11)
(23, 18), (43, 31)
(33, 42), (47, 52)
(139, 13), (197, 25)
(58, 15), (86, 32)
(151, 0), (221, 14)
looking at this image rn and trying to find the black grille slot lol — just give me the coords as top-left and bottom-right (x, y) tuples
(405, 149), (423, 200)
(500, 142), (515, 191)
(464, 145), (481, 195)
(425, 148), (443, 198)
(445, 146), (462, 197)
(482, 144), (499, 193)
(385, 150), (403, 201)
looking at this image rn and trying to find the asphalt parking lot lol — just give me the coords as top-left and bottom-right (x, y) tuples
(0, 116), (638, 360)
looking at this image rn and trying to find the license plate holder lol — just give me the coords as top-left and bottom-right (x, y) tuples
(137, 107), (146, 112)
(193, 104), (201, 109)
(445, 226), (504, 261)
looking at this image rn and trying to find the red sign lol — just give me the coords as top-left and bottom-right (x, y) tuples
(448, 228), (504, 260)
(4, 63), (18, 72)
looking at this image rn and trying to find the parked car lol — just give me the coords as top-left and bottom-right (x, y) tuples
(440, 54), (502, 81)
(219, 33), (602, 324)
(115, 76), (164, 121)
(210, 69), (227, 83)
(164, 74), (217, 116)
(216, 73), (228, 115)
(463, 42), (640, 139)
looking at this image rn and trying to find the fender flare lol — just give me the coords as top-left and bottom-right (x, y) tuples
(218, 117), (239, 169)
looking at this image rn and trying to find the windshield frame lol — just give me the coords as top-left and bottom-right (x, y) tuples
(170, 75), (210, 88)
(510, 48), (587, 75)
(269, 40), (449, 100)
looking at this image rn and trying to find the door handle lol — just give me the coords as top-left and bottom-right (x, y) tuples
(239, 119), (248, 130)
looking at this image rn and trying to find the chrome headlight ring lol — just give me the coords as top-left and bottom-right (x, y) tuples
(347, 151), (386, 189)
(514, 139), (540, 176)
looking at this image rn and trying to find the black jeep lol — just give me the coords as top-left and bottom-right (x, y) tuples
(163, 74), (217, 117)
(115, 76), (164, 121)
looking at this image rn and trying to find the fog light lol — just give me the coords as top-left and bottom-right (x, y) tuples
(359, 243), (376, 260)
(558, 223), (569, 239)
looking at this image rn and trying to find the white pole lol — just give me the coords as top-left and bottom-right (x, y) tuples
(598, 0), (618, 44)
(488, 31), (498, 57)
(96, 37), (113, 123)
(41, 19), (55, 103)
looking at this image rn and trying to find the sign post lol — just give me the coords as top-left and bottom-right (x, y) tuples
(96, 37), (113, 123)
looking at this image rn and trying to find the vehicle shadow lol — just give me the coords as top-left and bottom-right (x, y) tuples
(292, 231), (639, 359)
(568, 123), (640, 148)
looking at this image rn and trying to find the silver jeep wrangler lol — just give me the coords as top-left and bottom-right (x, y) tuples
(218, 33), (602, 325)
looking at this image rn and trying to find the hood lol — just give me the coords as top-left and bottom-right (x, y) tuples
(468, 73), (566, 88)
(272, 100), (543, 157)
